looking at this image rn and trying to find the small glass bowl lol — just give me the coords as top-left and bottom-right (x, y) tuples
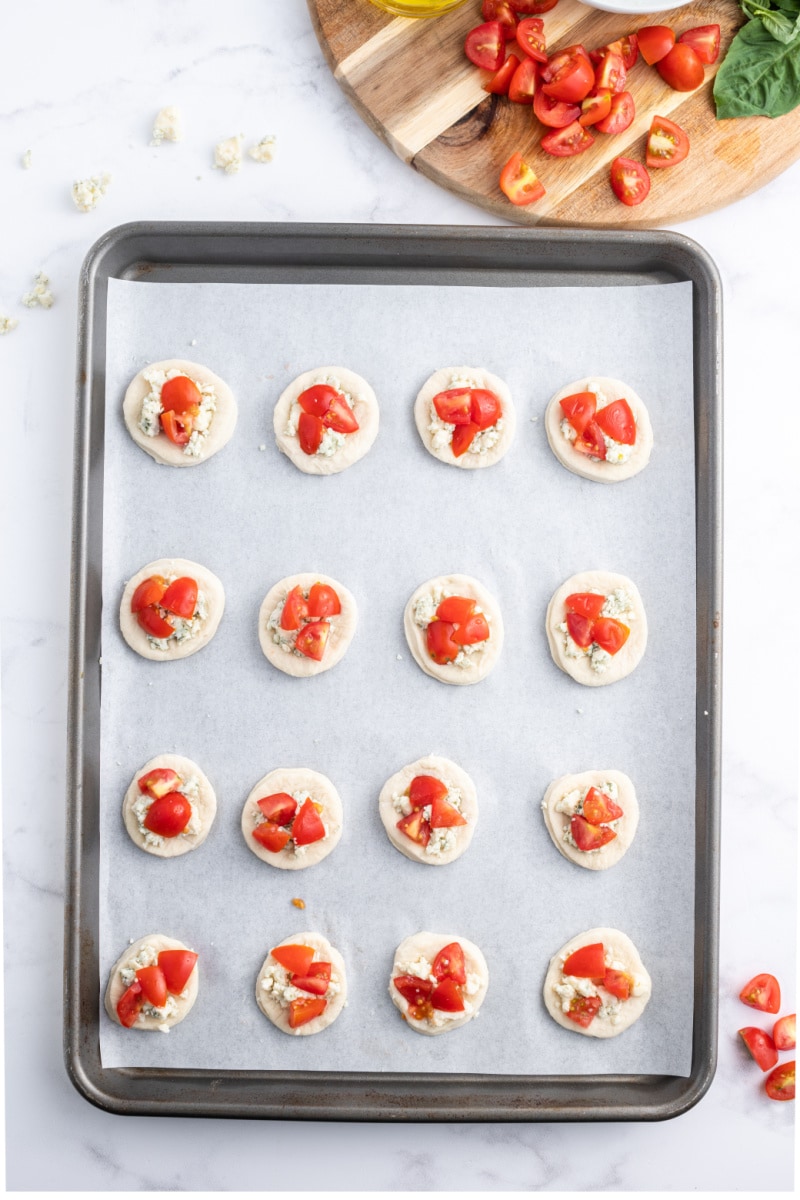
(367, 0), (468, 16)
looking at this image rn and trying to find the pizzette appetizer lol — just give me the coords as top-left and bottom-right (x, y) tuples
(122, 754), (217, 858)
(404, 574), (503, 685)
(546, 570), (647, 686)
(123, 359), (237, 466)
(120, 558), (225, 661)
(105, 934), (199, 1032)
(543, 927), (651, 1038)
(258, 573), (357, 678)
(389, 933), (489, 1036)
(414, 367), (515, 468)
(545, 376), (653, 483)
(541, 770), (639, 870)
(256, 933), (347, 1036)
(242, 767), (343, 869)
(273, 367), (379, 475)
(378, 755), (478, 865)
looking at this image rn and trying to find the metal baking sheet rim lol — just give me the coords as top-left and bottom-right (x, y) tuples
(64, 221), (722, 1122)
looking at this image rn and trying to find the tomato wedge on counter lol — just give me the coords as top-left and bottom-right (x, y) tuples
(739, 1027), (779, 1071)
(483, 53), (520, 95)
(678, 24), (720, 66)
(774, 1014), (796, 1051)
(516, 17), (547, 64)
(534, 90), (580, 127)
(646, 116), (690, 168)
(158, 949), (198, 994)
(637, 25), (675, 66)
(508, 56), (538, 104)
(541, 120), (594, 158)
(657, 44), (704, 92)
(499, 152), (545, 205)
(143, 791), (192, 837)
(594, 50), (626, 95)
(563, 943), (606, 979)
(610, 157), (651, 207)
(161, 375), (201, 416)
(465, 21), (506, 71)
(765, 1061), (795, 1101)
(594, 92), (635, 136)
(740, 973), (781, 1014)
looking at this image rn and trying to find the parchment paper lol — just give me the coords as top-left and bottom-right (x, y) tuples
(99, 276), (695, 1075)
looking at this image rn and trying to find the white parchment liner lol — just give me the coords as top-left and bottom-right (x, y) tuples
(99, 277), (696, 1075)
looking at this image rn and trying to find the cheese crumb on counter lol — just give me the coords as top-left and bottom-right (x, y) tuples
(21, 149), (32, 169)
(72, 172), (111, 212)
(213, 134), (243, 174)
(0, 315), (19, 335)
(21, 271), (54, 309)
(248, 135), (276, 163)
(151, 106), (182, 145)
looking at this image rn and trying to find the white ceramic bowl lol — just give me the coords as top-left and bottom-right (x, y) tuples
(579, 0), (694, 13)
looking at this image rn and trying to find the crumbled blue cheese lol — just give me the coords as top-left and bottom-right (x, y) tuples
(318, 428), (345, 457)
(213, 134), (243, 174)
(21, 271), (54, 309)
(603, 435), (632, 465)
(151, 106), (182, 145)
(426, 827), (455, 856)
(261, 958), (340, 1007)
(392, 792), (412, 817)
(399, 956), (434, 981)
(469, 418), (504, 455)
(554, 788), (582, 816)
(0, 316), (19, 335)
(589, 646), (612, 674)
(22, 149), (32, 169)
(72, 171), (111, 212)
(428, 409), (455, 451)
(146, 583), (208, 651)
(557, 622), (583, 660)
(248, 135), (276, 163)
(560, 417), (577, 442)
(601, 589), (634, 621)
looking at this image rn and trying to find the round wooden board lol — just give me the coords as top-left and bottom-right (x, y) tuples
(308, 0), (800, 228)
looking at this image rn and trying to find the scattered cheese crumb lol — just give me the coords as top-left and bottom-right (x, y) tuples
(576, 707), (584, 714)
(151, 106), (182, 146)
(248, 135), (276, 163)
(21, 271), (54, 309)
(22, 149), (32, 170)
(213, 134), (243, 175)
(291, 898), (305, 909)
(72, 172), (112, 213)
(258, 443), (266, 451)
(190, 338), (197, 346)
(396, 654), (403, 660)
(0, 316), (19, 335)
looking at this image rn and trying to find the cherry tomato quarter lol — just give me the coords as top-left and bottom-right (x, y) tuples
(594, 91), (635, 136)
(657, 44), (704, 92)
(465, 22), (506, 71)
(142, 791), (193, 837)
(135, 965), (168, 1008)
(252, 821), (291, 852)
(294, 619), (330, 661)
(533, 89), (581, 127)
(116, 981), (144, 1028)
(678, 24), (720, 65)
(160, 576), (198, 618)
(542, 49), (595, 103)
(483, 53), (520, 94)
(516, 17), (547, 64)
(559, 392), (596, 436)
(288, 998), (327, 1028)
(508, 56), (538, 103)
(160, 409), (193, 446)
(637, 25), (675, 66)
(765, 1061), (795, 1101)
(271, 944), (315, 976)
(157, 949), (198, 994)
(740, 973), (781, 1014)
(130, 575), (167, 613)
(499, 152), (546, 204)
(646, 116), (690, 168)
(541, 120), (594, 157)
(160, 375), (201, 416)
(433, 942), (467, 984)
(408, 774), (449, 809)
(774, 1014), (796, 1051)
(481, 0), (518, 39)
(136, 606), (175, 639)
(297, 411), (324, 456)
(593, 398), (636, 443)
(563, 943), (606, 979)
(738, 1027), (779, 1072)
(297, 383), (336, 417)
(451, 422), (480, 456)
(610, 157), (651, 207)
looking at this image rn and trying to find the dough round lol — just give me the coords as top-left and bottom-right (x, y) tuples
(256, 931), (347, 1036)
(104, 933), (199, 1031)
(541, 769), (639, 871)
(273, 366), (379, 475)
(544, 376), (653, 483)
(123, 358), (237, 467)
(389, 931), (489, 1036)
(258, 573), (357, 679)
(545, 570), (647, 687)
(119, 557), (225, 662)
(543, 926), (652, 1039)
(122, 753), (217, 858)
(414, 366), (516, 469)
(241, 767), (343, 870)
(404, 574), (503, 687)
(378, 755), (478, 866)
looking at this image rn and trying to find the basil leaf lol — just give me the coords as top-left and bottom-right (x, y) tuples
(760, 9), (800, 41)
(775, 0), (800, 15)
(714, 19), (800, 117)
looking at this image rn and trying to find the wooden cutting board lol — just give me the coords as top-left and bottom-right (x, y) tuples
(308, 0), (800, 228)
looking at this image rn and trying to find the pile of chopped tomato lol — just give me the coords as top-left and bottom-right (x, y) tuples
(424, 594), (491, 664)
(158, 375), (203, 446)
(737, 972), (795, 1101)
(396, 774), (468, 848)
(561, 941), (634, 1027)
(294, 384), (359, 455)
(393, 942), (470, 1021)
(116, 949), (198, 1027)
(270, 943), (334, 1028)
(279, 581), (341, 662)
(560, 390), (635, 460)
(570, 785), (624, 852)
(432, 385), (503, 456)
(252, 791), (327, 854)
(564, 591), (630, 658)
(136, 767), (193, 838)
(131, 574), (198, 639)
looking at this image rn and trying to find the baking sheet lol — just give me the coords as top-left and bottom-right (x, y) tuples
(99, 276), (695, 1075)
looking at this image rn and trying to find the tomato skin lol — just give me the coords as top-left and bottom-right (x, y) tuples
(471, 390), (502, 429)
(594, 91), (635, 136)
(542, 51), (595, 103)
(774, 1014), (796, 1051)
(574, 418), (607, 459)
(567, 996), (602, 1027)
(394, 975), (434, 1005)
(579, 91), (612, 127)
(161, 409), (193, 445)
(499, 152), (545, 205)
(592, 617), (630, 655)
(603, 969), (632, 1000)
(143, 791), (192, 837)
(646, 115), (690, 169)
(288, 998), (327, 1028)
(131, 575), (167, 613)
(307, 582), (341, 618)
(138, 767), (180, 798)
(452, 613), (490, 646)
(271, 944), (315, 976)
(452, 422), (480, 456)
(610, 156), (650, 207)
(292, 797), (327, 846)
(560, 392), (596, 436)
(116, 981), (144, 1028)
(566, 591), (605, 619)
(396, 810), (432, 846)
(291, 974), (330, 997)
(297, 411), (324, 455)
(137, 605), (174, 638)
(594, 50), (626, 95)
(294, 619), (330, 661)
(563, 943), (606, 979)
(433, 942), (467, 984)
(615, 35), (639, 70)
(657, 44), (704, 92)
(430, 794), (468, 828)
(431, 978), (466, 1012)
(508, 56), (538, 103)
(516, 17), (547, 64)
(509, 0), (558, 10)
(571, 814), (617, 851)
(481, 0), (518, 39)
(158, 949), (198, 994)
(256, 792), (298, 825)
(594, 398), (636, 444)
(541, 120), (594, 158)
(253, 821), (290, 851)
(583, 786), (624, 824)
(465, 22), (506, 71)
(436, 596), (476, 624)
(738, 1027), (778, 1072)
(160, 375), (201, 416)
(280, 585), (309, 631)
(483, 53), (520, 95)
(323, 394), (359, 434)
(160, 576), (198, 618)
(765, 1061), (795, 1101)
(740, 973), (781, 1014)
(408, 774), (449, 809)
(297, 384), (336, 417)
(433, 388), (472, 424)
(426, 619), (460, 664)
(566, 611), (594, 649)
(678, 24), (720, 66)
(637, 25), (675, 66)
(308, 961), (332, 981)
(533, 89), (581, 127)
(136, 965), (168, 1008)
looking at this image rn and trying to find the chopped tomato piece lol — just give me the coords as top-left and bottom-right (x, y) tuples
(594, 399), (636, 444)
(542, 47), (595, 103)
(579, 91), (612, 127)
(646, 116), (690, 169)
(603, 969), (632, 1000)
(541, 120), (594, 158)
(574, 419), (607, 459)
(297, 411), (324, 455)
(295, 619), (330, 661)
(566, 612), (594, 649)
(136, 606), (174, 638)
(508, 56), (538, 103)
(657, 44), (704, 92)
(253, 821), (291, 852)
(637, 25), (675, 66)
(582, 787), (624, 824)
(408, 774), (449, 809)
(509, 0), (557, 10)
(563, 943), (606, 979)
(431, 978), (466, 1013)
(160, 409), (193, 446)
(471, 389), (502, 429)
(256, 792), (297, 826)
(516, 17), (547, 64)
(739, 1027), (778, 1072)
(452, 422), (481, 456)
(566, 996), (602, 1027)
(499, 152), (546, 205)
(291, 974), (330, 997)
(116, 980), (143, 1028)
(481, 0), (518, 40)
(393, 975), (434, 1005)
(436, 596), (476, 624)
(280, 585), (309, 631)
(160, 375), (201, 416)
(433, 942), (467, 984)
(533, 89), (580, 127)
(483, 53), (520, 94)
(396, 810), (432, 847)
(288, 998), (327, 1028)
(307, 582), (341, 618)
(430, 794), (468, 829)
(765, 1061), (795, 1101)
(559, 392), (596, 436)
(615, 35), (639, 70)
(160, 576), (198, 618)
(594, 50), (626, 95)
(678, 24), (720, 65)
(308, 961), (332, 981)
(271, 943), (315, 976)
(138, 767), (180, 798)
(594, 91), (635, 136)
(571, 814), (617, 851)
(135, 965), (168, 1008)
(565, 592), (605, 619)
(592, 618), (630, 655)
(297, 383), (337, 417)
(740, 974), (781, 1014)
(774, 1014), (796, 1051)
(610, 157), (650, 207)
(131, 575), (167, 613)
(433, 389), (472, 425)
(323, 394), (359, 434)
(142, 791), (192, 837)
(452, 613), (490, 646)
(426, 619), (460, 665)
(292, 797), (326, 846)
(157, 949), (198, 994)
(464, 21), (506, 71)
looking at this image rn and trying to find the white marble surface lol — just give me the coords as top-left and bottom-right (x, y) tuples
(1, 0), (796, 1190)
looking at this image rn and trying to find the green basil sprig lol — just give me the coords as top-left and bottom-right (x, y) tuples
(714, 1), (800, 117)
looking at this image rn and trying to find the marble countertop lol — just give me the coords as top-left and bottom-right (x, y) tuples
(1, 0), (795, 1190)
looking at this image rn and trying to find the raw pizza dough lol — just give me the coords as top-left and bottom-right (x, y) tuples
(543, 926), (652, 1039)
(404, 574), (504, 686)
(104, 933), (199, 1032)
(389, 931), (489, 1036)
(273, 366), (379, 475)
(119, 557), (225, 662)
(544, 376), (653, 483)
(256, 931), (347, 1036)
(122, 358), (237, 467)
(413, 366), (516, 469)
(545, 569), (647, 687)
(241, 767), (343, 870)
(122, 753), (217, 858)
(541, 769), (639, 871)
(378, 755), (478, 866)
(258, 572), (357, 678)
